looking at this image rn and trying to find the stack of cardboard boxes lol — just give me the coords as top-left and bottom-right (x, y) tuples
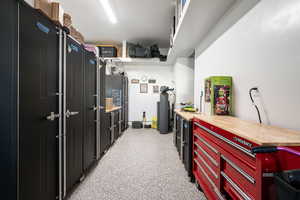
(34, 0), (85, 44)
(106, 98), (114, 111)
(69, 26), (85, 44)
(63, 13), (72, 28)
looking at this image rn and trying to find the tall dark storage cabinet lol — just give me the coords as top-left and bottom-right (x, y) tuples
(65, 37), (85, 193)
(176, 115), (181, 153)
(100, 64), (109, 157)
(83, 51), (97, 170)
(20, 5), (59, 200)
(0, 0), (18, 199)
(0, 2), (60, 200)
(183, 120), (194, 180)
(122, 76), (129, 131)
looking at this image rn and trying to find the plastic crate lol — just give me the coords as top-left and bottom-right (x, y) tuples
(98, 46), (117, 58)
(132, 121), (143, 129)
(275, 171), (300, 200)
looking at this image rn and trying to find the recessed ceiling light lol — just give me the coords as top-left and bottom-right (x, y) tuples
(99, 0), (118, 24)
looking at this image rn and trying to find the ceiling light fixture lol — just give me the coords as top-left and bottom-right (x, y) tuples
(99, 0), (118, 24)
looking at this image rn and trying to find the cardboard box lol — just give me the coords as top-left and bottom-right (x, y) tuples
(116, 45), (122, 58)
(35, 0), (52, 18)
(51, 2), (64, 26)
(63, 13), (72, 28)
(106, 98), (113, 110)
(70, 26), (85, 44)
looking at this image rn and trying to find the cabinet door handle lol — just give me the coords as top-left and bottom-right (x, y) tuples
(65, 110), (79, 118)
(91, 106), (98, 111)
(46, 112), (60, 121)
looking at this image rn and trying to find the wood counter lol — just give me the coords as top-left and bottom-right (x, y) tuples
(193, 114), (300, 146)
(106, 106), (121, 113)
(174, 109), (197, 121)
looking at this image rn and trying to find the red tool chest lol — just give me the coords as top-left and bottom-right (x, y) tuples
(192, 117), (300, 200)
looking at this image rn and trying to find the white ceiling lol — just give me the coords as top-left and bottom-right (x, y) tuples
(59, 0), (175, 47)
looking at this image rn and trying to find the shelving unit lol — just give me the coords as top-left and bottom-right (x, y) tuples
(103, 40), (171, 65)
(104, 57), (170, 65)
(167, 0), (259, 64)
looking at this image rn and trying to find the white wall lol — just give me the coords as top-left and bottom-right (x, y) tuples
(124, 64), (174, 122)
(173, 57), (194, 108)
(195, 0), (300, 130)
(24, 0), (34, 7)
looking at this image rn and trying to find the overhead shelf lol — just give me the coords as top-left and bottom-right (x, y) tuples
(167, 0), (259, 64)
(103, 41), (171, 65)
(104, 57), (171, 65)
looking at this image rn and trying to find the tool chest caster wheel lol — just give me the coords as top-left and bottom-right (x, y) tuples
(195, 180), (203, 192)
(189, 176), (195, 183)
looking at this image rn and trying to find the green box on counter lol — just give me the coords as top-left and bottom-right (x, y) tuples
(204, 76), (233, 115)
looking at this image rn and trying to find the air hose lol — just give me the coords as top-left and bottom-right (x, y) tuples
(249, 87), (262, 124)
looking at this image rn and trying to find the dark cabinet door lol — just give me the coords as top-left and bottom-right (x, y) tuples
(1, 0), (18, 199)
(66, 37), (84, 192)
(124, 77), (129, 129)
(183, 120), (193, 177)
(183, 120), (188, 168)
(83, 52), (97, 170)
(19, 5), (58, 200)
(122, 76), (128, 131)
(100, 112), (111, 155)
(114, 111), (119, 140)
(176, 115), (181, 153)
(100, 65), (108, 156)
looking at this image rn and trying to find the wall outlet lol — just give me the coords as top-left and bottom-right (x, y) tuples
(252, 87), (260, 97)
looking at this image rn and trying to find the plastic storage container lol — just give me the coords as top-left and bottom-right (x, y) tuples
(98, 46), (117, 57)
(275, 170), (300, 200)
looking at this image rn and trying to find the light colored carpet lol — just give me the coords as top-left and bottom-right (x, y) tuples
(68, 128), (206, 200)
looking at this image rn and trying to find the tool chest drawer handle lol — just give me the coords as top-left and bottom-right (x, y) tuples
(221, 155), (255, 184)
(194, 133), (219, 154)
(194, 151), (218, 179)
(194, 159), (224, 200)
(221, 172), (252, 200)
(194, 122), (255, 158)
(195, 143), (218, 167)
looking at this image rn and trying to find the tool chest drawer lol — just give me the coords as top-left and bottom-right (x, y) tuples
(192, 118), (259, 200)
(194, 150), (219, 186)
(221, 152), (257, 200)
(192, 116), (300, 200)
(194, 132), (220, 163)
(193, 133), (220, 183)
(193, 158), (224, 200)
(221, 171), (253, 200)
(193, 119), (257, 170)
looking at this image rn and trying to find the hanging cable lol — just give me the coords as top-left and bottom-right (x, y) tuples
(249, 87), (262, 124)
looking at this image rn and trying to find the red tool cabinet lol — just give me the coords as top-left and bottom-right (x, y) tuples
(192, 117), (300, 200)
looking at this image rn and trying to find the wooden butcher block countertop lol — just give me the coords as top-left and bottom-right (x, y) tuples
(106, 106), (121, 113)
(175, 109), (196, 121)
(193, 114), (300, 146)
